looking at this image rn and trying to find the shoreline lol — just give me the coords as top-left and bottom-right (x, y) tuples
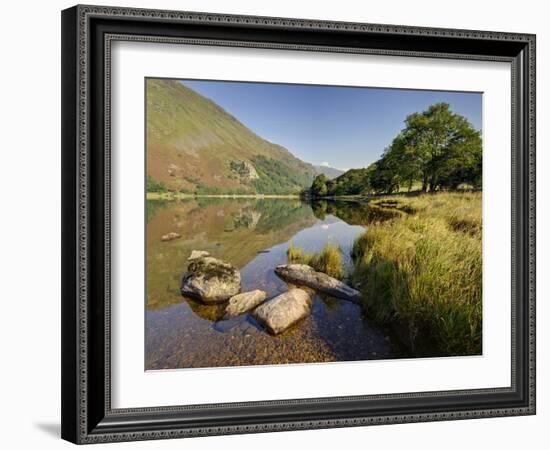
(146, 192), (301, 200)
(146, 189), (481, 201)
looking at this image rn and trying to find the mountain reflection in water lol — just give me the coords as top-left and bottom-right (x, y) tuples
(145, 198), (398, 369)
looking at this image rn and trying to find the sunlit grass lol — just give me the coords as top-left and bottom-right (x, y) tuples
(287, 242), (314, 265)
(352, 192), (482, 356)
(287, 242), (345, 280)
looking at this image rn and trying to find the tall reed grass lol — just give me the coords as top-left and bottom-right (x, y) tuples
(352, 192), (482, 356)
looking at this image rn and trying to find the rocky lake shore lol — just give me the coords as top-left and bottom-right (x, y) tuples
(179, 250), (363, 335)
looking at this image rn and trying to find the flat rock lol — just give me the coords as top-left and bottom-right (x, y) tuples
(253, 289), (311, 335)
(223, 290), (267, 319)
(181, 256), (241, 304)
(188, 250), (210, 261)
(275, 264), (362, 304)
(161, 232), (181, 242)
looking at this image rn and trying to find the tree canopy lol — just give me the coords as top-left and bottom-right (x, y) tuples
(308, 102), (482, 196)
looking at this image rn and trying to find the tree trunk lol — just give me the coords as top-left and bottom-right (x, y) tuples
(429, 175), (438, 192)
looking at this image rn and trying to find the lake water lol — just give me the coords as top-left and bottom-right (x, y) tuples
(145, 198), (400, 369)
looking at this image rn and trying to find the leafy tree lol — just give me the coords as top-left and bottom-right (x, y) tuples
(312, 165), (378, 196)
(368, 159), (400, 194)
(310, 174), (329, 196)
(385, 103), (482, 192)
(331, 168), (371, 195)
(306, 103), (482, 196)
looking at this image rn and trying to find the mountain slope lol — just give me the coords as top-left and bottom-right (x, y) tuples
(146, 79), (317, 194)
(314, 165), (344, 179)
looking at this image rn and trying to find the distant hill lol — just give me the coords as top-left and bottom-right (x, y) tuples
(146, 79), (317, 194)
(330, 167), (374, 195)
(309, 166), (376, 197)
(314, 165), (344, 179)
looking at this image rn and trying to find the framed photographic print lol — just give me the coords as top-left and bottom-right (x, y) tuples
(61, 4), (536, 444)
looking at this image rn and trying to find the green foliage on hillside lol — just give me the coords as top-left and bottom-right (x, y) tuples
(331, 168), (371, 195)
(251, 155), (315, 194)
(310, 166), (377, 196)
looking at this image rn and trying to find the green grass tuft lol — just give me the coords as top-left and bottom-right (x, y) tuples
(287, 242), (313, 265)
(287, 242), (345, 280)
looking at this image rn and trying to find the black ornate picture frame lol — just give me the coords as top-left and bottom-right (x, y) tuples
(61, 4), (536, 444)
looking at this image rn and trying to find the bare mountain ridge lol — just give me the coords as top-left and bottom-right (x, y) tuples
(313, 165), (344, 180)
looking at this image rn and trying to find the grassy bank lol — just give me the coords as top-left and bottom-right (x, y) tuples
(352, 192), (482, 356)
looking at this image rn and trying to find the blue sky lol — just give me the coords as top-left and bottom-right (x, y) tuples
(180, 79), (482, 170)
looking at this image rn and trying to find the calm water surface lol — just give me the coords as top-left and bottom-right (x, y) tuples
(145, 198), (398, 369)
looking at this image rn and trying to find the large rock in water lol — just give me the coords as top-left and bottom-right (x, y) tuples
(253, 289), (311, 335)
(275, 264), (362, 304)
(180, 256), (241, 304)
(223, 290), (267, 319)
